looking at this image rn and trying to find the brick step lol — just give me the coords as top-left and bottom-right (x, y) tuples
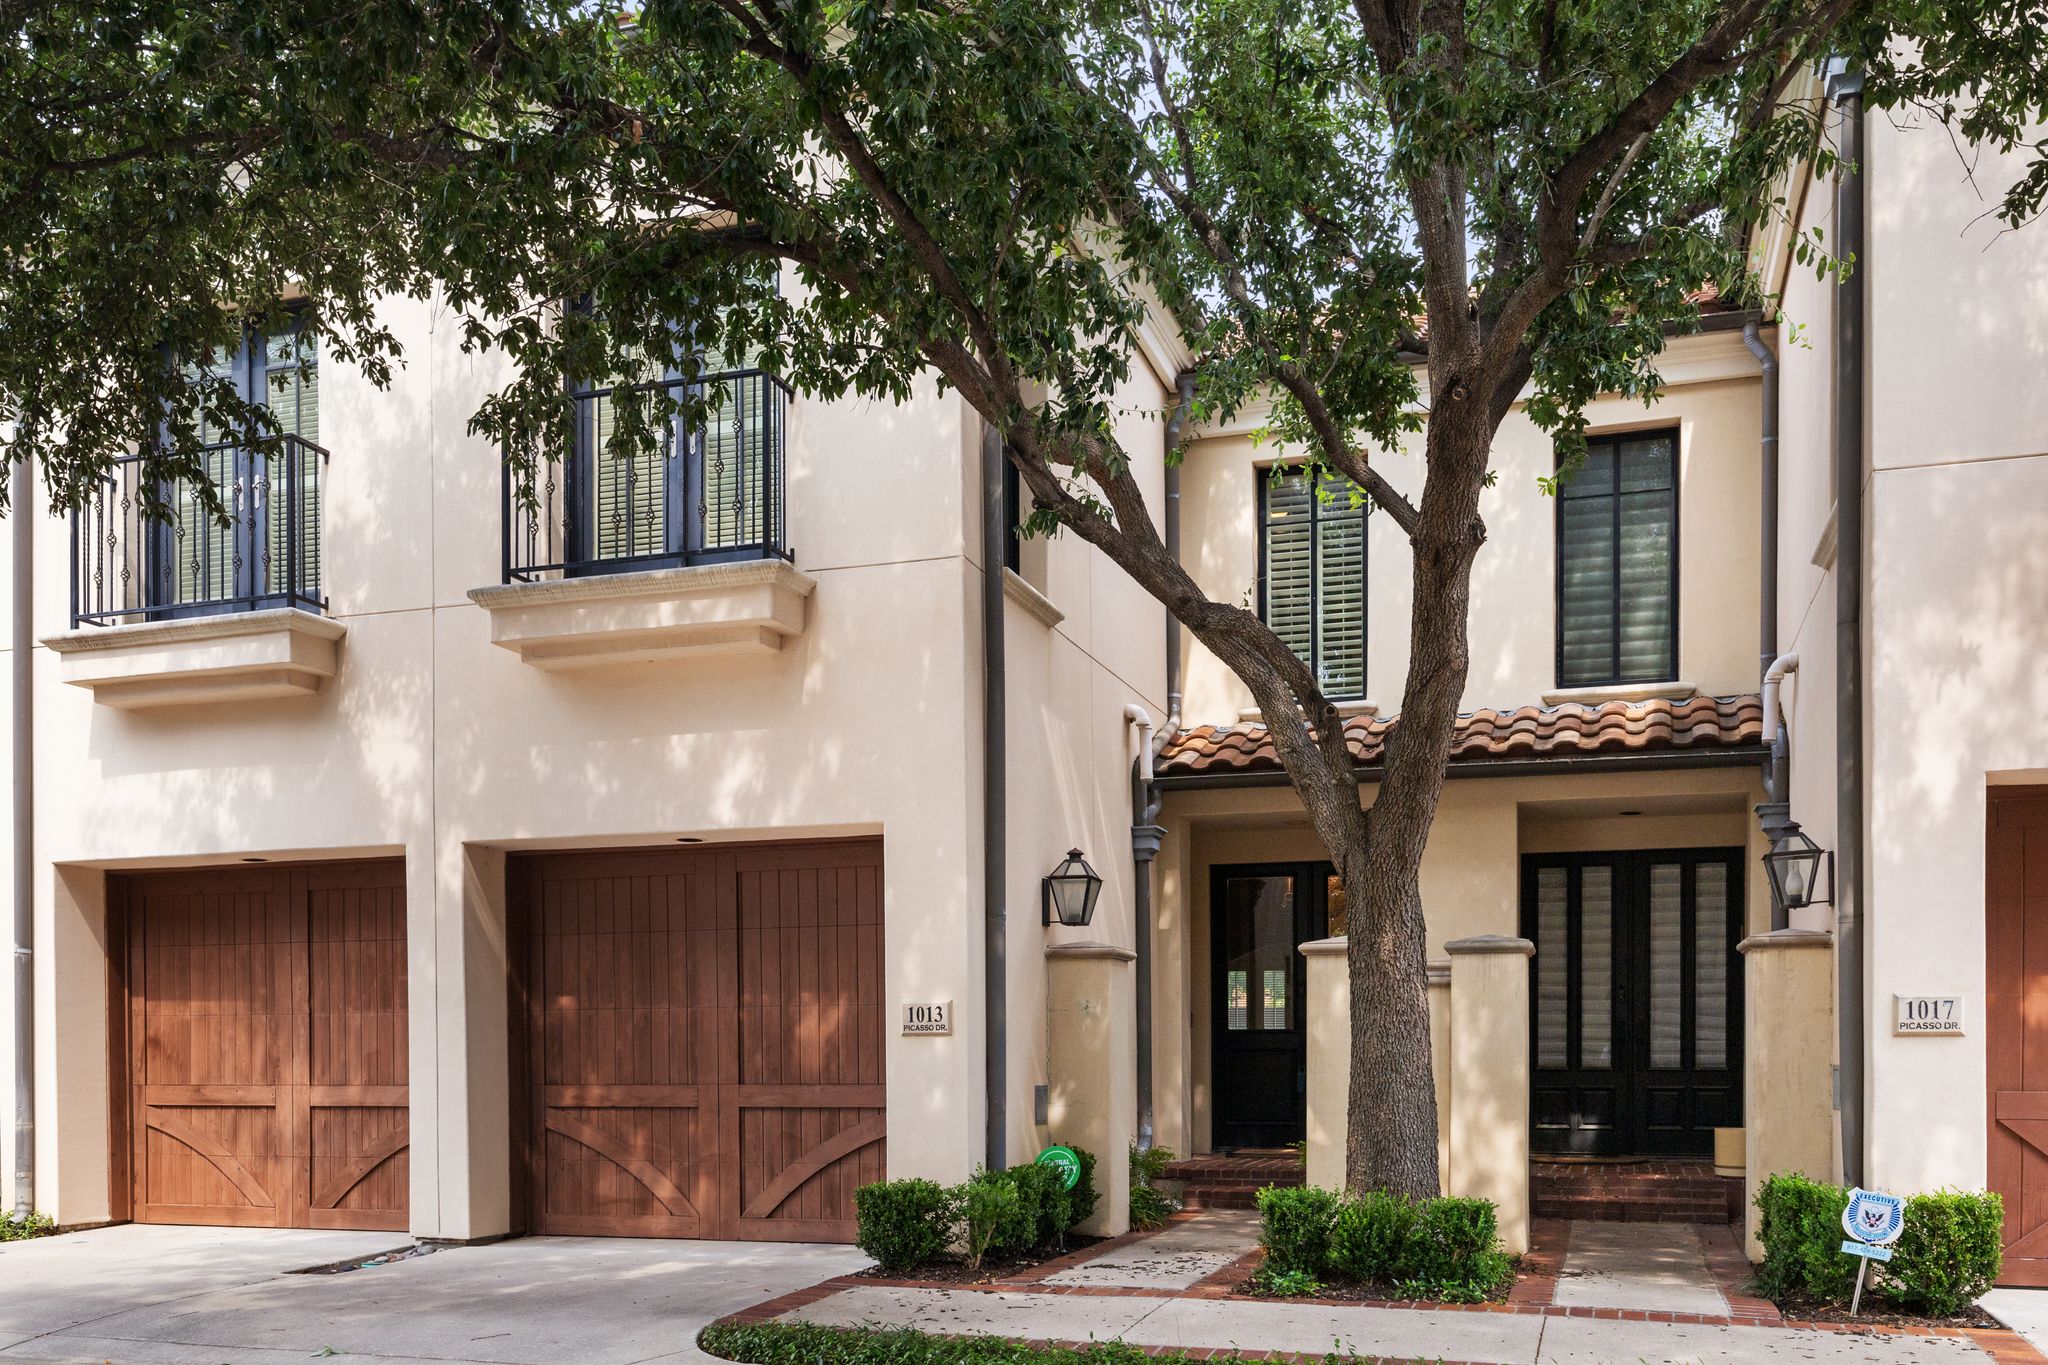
(1180, 1187), (1264, 1211)
(1536, 1200), (1736, 1225)
(1534, 1182), (1735, 1198)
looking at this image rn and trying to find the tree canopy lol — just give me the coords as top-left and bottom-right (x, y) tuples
(6, 0), (2045, 1193)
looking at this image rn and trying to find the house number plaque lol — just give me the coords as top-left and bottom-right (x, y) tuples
(1894, 995), (1964, 1036)
(903, 1001), (953, 1036)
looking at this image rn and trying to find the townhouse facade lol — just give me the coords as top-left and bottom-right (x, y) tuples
(2, 64), (2043, 1276)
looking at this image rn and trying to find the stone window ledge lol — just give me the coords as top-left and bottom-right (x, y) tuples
(42, 608), (346, 709)
(1539, 681), (1698, 707)
(1237, 698), (1380, 724)
(1004, 569), (1064, 629)
(468, 559), (816, 670)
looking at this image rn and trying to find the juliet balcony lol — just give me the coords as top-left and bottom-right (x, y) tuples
(472, 364), (817, 668)
(47, 438), (345, 708)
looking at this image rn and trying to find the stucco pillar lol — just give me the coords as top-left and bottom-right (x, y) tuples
(1738, 928), (1835, 1260)
(1044, 941), (1133, 1235)
(1446, 934), (1533, 1255)
(1303, 945), (1453, 1198)
(1428, 960), (1451, 1185)
(1301, 937), (1348, 1192)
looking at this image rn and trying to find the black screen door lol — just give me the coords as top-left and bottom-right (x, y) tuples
(1211, 862), (1344, 1150)
(1524, 848), (1743, 1157)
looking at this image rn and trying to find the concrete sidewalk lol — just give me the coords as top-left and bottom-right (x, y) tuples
(777, 1281), (1996, 1363)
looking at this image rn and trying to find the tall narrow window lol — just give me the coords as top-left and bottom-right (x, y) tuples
(1556, 430), (1677, 687)
(157, 321), (322, 616)
(1260, 467), (1367, 699)
(520, 309), (789, 583)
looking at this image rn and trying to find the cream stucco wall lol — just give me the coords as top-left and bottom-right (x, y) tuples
(1765, 94), (2048, 1196)
(1177, 334), (1765, 728)
(0, 283), (1172, 1230)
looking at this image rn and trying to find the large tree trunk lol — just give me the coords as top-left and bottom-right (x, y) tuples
(1338, 399), (1491, 1199)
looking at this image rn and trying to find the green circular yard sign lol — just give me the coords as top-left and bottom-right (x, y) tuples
(1036, 1145), (1082, 1190)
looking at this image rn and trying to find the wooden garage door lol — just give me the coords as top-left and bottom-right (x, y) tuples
(513, 840), (885, 1242)
(1990, 790), (2048, 1284)
(113, 862), (409, 1231)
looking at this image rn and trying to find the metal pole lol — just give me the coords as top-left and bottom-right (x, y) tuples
(11, 456), (35, 1219)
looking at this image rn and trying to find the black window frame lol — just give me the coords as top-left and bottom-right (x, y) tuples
(1255, 464), (1369, 703)
(1001, 446), (1022, 574)
(145, 313), (325, 620)
(1552, 428), (1680, 689)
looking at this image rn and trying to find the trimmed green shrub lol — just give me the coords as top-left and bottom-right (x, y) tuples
(1402, 1197), (1509, 1303)
(1327, 1190), (1418, 1284)
(961, 1173), (1021, 1270)
(1755, 1174), (1856, 1304)
(1256, 1184), (1340, 1277)
(0, 1211), (53, 1242)
(853, 1178), (958, 1273)
(1062, 1145), (1101, 1231)
(1130, 1144), (1179, 1230)
(1888, 1189), (2004, 1317)
(990, 1161), (1069, 1251)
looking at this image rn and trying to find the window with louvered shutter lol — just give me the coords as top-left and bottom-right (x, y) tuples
(1556, 431), (1677, 687)
(1260, 468), (1368, 700)
(260, 327), (319, 597)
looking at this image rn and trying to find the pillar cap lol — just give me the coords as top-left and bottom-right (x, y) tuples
(1444, 933), (1535, 957)
(1738, 927), (1834, 954)
(1045, 940), (1137, 962)
(1426, 960), (1451, 986)
(1300, 936), (1347, 958)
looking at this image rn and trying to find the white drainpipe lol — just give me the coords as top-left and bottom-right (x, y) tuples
(1763, 652), (1799, 743)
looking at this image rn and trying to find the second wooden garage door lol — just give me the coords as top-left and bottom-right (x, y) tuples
(512, 840), (885, 1242)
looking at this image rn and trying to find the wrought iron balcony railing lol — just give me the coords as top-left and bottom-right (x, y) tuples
(70, 436), (328, 628)
(503, 366), (792, 582)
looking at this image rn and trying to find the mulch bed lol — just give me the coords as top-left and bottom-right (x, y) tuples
(1770, 1292), (2001, 1331)
(854, 1238), (1109, 1286)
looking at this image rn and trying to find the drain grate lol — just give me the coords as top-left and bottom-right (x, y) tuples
(289, 1242), (438, 1275)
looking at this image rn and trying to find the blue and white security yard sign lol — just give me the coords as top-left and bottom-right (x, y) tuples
(1841, 1187), (1906, 1257)
(1840, 1187), (1907, 1315)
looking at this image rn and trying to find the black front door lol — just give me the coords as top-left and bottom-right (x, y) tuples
(1211, 862), (1343, 1150)
(1524, 848), (1744, 1157)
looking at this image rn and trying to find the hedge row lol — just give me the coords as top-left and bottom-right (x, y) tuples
(1257, 1185), (1511, 1303)
(854, 1149), (1099, 1273)
(703, 1322), (1326, 1365)
(1756, 1174), (2002, 1318)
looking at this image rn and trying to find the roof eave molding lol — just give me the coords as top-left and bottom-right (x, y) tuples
(1747, 63), (1831, 309)
(1072, 221), (1197, 389)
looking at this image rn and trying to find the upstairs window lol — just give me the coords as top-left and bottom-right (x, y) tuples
(1556, 429), (1677, 687)
(504, 321), (791, 583)
(1259, 467), (1367, 701)
(160, 323), (323, 615)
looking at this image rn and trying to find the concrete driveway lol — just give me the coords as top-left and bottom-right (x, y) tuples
(0, 1224), (868, 1364)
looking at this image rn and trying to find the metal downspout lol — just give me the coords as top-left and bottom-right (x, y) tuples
(1828, 60), (1868, 1187)
(981, 423), (1008, 1171)
(1131, 372), (1196, 1154)
(1745, 318), (1797, 918)
(10, 459), (33, 1219)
